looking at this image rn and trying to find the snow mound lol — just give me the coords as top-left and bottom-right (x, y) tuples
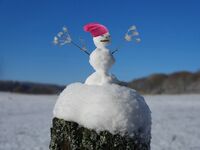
(53, 83), (151, 138)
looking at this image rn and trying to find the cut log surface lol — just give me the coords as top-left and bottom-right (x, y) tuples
(49, 118), (150, 150)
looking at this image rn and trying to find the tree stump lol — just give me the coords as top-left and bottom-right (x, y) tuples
(49, 118), (150, 150)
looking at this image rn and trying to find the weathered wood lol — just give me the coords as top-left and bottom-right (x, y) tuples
(49, 117), (150, 150)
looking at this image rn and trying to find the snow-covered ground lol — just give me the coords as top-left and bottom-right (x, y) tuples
(0, 92), (199, 150)
(146, 94), (200, 150)
(0, 92), (56, 150)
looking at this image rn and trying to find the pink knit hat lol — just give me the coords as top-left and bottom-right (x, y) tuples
(83, 23), (109, 37)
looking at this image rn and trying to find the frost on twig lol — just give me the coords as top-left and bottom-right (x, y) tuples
(53, 26), (72, 45)
(112, 25), (141, 55)
(124, 25), (141, 43)
(53, 26), (90, 55)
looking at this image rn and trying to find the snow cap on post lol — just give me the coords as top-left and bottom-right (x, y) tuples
(83, 23), (109, 37)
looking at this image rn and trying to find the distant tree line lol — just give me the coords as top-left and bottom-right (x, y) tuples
(126, 71), (200, 94)
(0, 81), (65, 94)
(1, 71), (200, 94)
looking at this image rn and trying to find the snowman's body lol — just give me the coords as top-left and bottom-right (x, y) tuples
(85, 33), (118, 85)
(85, 48), (117, 85)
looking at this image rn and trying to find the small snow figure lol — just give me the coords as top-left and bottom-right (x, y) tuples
(83, 23), (117, 85)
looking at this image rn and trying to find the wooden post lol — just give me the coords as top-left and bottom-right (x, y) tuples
(49, 118), (151, 150)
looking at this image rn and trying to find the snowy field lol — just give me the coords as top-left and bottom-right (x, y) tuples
(0, 92), (200, 150)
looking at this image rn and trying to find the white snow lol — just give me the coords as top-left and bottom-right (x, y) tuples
(89, 48), (115, 73)
(0, 92), (56, 150)
(85, 48), (117, 85)
(53, 83), (151, 138)
(0, 92), (200, 150)
(146, 94), (200, 150)
(85, 32), (117, 85)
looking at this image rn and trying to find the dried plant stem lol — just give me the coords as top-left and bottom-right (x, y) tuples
(71, 41), (90, 56)
(111, 48), (119, 54)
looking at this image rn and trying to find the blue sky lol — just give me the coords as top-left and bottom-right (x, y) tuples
(0, 0), (200, 85)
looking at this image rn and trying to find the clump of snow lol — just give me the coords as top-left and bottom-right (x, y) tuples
(85, 48), (117, 85)
(53, 83), (151, 138)
(85, 71), (118, 86)
(89, 48), (115, 73)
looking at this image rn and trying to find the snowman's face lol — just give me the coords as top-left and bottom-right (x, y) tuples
(93, 33), (111, 48)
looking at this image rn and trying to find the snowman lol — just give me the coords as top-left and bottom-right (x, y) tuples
(52, 23), (151, 147)
(83, 23), (118, 85)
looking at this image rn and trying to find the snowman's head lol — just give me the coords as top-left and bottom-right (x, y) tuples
(93, 32), (111, 48)
(84, 23), (111, 48)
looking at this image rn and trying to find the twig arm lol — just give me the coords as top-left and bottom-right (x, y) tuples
(71, 41), (90, 56)
(111, 48), (119, 55)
